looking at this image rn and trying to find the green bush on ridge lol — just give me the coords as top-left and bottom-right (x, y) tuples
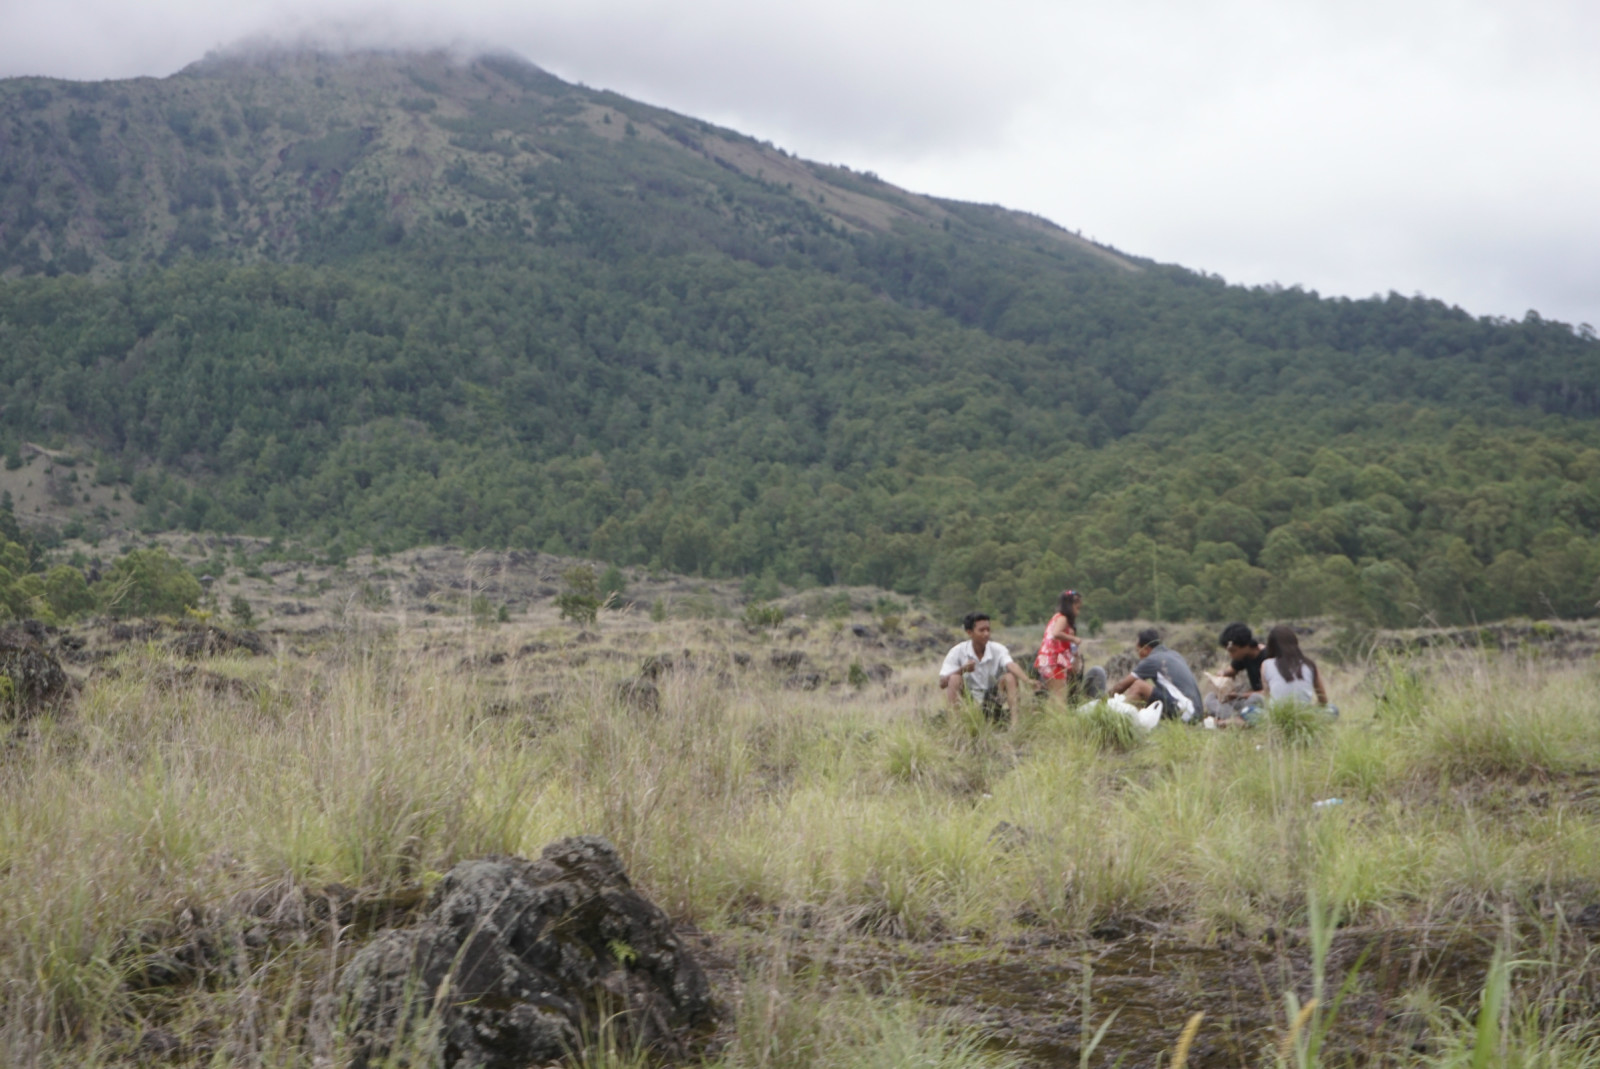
(95, 547), (201, 619)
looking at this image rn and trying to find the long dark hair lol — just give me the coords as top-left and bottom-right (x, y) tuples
(1264, 625), (1314, 681)
(1057, 589), (1081, 627)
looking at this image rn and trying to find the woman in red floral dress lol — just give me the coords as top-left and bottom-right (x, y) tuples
(1035, 589), (1083, 696)
(1034, 589), (1105, 700)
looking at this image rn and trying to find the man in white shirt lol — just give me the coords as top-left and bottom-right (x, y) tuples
(939, 612), (1028, 724)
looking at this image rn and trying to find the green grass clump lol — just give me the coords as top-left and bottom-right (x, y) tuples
(1264, 700), (1334, 748)
(1073, 701), (1147, 754)
(719, 954), (1014, 1069)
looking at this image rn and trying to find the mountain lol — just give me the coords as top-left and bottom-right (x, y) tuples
(0, 47), (1135, 276)
(2, 48), (1599, 628)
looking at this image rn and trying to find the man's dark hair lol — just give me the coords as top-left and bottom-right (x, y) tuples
(1219, 623), (1255, 648)
(1136, 627), (1161, 649)
(962, 612), (991, 632)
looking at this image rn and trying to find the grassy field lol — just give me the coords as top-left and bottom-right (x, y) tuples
(3, 602), (1599, 1067)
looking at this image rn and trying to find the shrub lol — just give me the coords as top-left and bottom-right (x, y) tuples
(358, 582), (392, 609)
(471, 594), (500, 627)
(96, 548), (202, 618)
(744, 602), (785, 629)
(229, 594), (255, 628)
(40, 566), (94, 619)
(556, 566), (601, 626)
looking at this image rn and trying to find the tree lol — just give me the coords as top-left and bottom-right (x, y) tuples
(40, 566), (95, 619)
(555, 565), (601, 626)
(97, 548), (202, 618)
(599, 564), (627, 599)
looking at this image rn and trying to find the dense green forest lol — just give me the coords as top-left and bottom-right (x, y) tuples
(2, 50), (1598, 627)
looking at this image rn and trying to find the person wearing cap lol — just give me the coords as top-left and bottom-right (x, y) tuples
(939, 611), (1029, 724)
(1108, 628), (1204, 723)
(1034, 589), (1106, 700)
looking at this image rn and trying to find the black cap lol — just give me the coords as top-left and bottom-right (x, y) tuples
(1136, 628), (1161, 648)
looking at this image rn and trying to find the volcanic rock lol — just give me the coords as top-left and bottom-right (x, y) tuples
(0, 624), (72, 718)
(338, 836), (713, 1069)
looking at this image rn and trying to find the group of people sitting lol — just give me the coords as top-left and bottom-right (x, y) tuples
(937, 589), (1330, 727)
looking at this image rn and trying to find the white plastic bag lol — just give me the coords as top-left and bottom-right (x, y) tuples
(1084, 693), (1161, 731)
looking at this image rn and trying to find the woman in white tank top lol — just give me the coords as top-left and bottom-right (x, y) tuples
(1261, 626), (1327, 705)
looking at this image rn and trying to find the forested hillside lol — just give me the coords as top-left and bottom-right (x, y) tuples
(2, 48), (1598, 626)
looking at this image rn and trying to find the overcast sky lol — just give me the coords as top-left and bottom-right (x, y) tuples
(4, 0), (1596, 330)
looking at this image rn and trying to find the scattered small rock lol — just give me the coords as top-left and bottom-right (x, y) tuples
(170, 625), (269, 659)
(135, 1028), (183, 1058)
(617, 678), (660, 712)
(149, 665), (259, 700)
(483, 694), (556, 716)
(641, 650), (693, 679)
(987, 821), (1032, 851)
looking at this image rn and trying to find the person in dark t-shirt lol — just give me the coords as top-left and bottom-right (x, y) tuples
(1205, 622), (1266, 721)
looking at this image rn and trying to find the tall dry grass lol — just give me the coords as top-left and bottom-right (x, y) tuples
(2, 623), (1598, 1064)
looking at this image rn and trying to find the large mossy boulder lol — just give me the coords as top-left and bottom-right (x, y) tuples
(338, 836), (714, 1069)
(0, 623), (71, 718)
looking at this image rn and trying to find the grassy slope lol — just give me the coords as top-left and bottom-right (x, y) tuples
(3, 600), (1599, 1065)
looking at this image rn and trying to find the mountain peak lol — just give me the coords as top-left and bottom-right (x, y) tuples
(0, 46), (1136, 277)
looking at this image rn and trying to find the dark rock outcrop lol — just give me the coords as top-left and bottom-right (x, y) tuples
(0, 624), (72, 718)
(149, 664), (259, 700)
(617, 678), (660, 712)
(170, 625), (269, 659)
(338, 836), (714, 1069)
(863, 662), (894, 683)
(640, 650), (693, 679)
